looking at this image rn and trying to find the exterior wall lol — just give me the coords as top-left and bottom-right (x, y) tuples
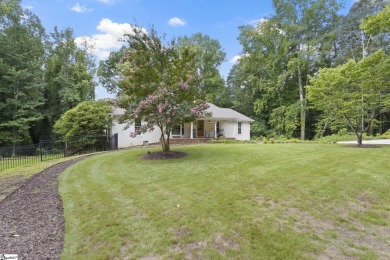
(218, 121), (251, 140)
(222, 121), (235, 138)
(111, 117), (251, 147)
(111, 117), (161, 148)
(235, 122), (251, 141)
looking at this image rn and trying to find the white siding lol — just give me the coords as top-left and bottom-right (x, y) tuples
(111, 117), (161, 148)
(222, 121), (235, 138)
(235, 122), (251, 140)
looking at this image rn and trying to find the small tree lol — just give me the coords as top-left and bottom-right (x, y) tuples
(307, 50), (390, 146)
(53, 100), (112, 139)
(117, 27), (210, 152)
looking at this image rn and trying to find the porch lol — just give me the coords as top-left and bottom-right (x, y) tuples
(171, 120), (225, 139)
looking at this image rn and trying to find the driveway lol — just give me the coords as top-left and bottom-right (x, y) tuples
(338, 139), (390, 145)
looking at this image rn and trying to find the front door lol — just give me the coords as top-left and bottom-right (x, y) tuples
(197, 120), (204, 137)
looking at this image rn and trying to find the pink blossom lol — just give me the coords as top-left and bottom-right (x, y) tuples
(129, 132), (135, 138)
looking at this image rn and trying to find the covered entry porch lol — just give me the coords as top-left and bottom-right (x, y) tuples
(171, 120), (225, 139)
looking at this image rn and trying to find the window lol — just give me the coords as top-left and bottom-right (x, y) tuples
(216, 121), (220, 134)
(238, 122), (242, 135)
(172, 124), (184, 137)
(134, 118), (141, 134)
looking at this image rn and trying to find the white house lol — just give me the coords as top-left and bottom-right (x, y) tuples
(110, 103), (254, 148)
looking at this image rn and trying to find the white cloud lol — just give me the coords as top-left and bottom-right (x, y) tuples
(168, 17), (186, 27)
(230, 53), (250, 64)
(23, 5), (34, 10)
(75, 18), (146, 61)
(71, 3), (93, 13)
(97, 18), (141, 38)
(230, 55), (242, 64)
(248, 18), (267, 26)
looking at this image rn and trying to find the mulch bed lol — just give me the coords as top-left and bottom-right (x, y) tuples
(140, 151), (188, 160)
(0, 156), (91, 259)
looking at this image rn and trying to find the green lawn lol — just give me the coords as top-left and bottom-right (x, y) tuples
(0, 154), (92, 201)
(59, 144), (390, 259)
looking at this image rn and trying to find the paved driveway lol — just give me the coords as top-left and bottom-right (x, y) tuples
(338, 139), (390, 145)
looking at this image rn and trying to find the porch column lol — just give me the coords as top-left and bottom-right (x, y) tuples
(190, 122), (194, 139)
(214, 121), (217, 138)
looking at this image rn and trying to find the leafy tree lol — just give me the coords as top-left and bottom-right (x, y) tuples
(177, 33), (226, 104)
(41, 27), (96, 140)
(230, 0), (340, 139)
(53, 100), (111, 139)
(307, 50), (390, 146)
(360, 4), (390, 35)
(336, 0), (389, 64)
(117, 27), (210, 152)
(0, 0), (46, 147)
(97, 47), (126, 94)
(272, 0), (341, 140)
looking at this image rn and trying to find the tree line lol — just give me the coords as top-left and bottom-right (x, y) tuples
(226, 0), (390, 141)
(1, 0), (389, 148)
(0, 0), (95, 147)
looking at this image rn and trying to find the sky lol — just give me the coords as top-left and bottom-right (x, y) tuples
(21, 0), (357, 99)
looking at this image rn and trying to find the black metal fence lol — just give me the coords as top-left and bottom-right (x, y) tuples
(0, 134), (118, 171)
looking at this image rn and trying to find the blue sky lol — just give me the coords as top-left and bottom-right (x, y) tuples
(21, 0), (356, 99)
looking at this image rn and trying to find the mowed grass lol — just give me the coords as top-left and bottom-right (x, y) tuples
(0, 154), (91, 201)
(59, 144), (390, 259)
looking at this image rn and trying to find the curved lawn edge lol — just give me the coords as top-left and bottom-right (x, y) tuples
(0, 155), (95, 259)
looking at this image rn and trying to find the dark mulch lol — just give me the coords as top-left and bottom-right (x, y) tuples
(0, 156), (91, 260)
(140, 151), (188, 160)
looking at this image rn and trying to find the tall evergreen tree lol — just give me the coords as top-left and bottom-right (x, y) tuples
(0, 0), (46, 146)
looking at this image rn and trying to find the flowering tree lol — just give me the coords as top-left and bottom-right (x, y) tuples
(117, 27), (210, 152)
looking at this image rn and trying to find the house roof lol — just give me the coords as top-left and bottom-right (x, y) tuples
(204, 103), (254, 122)
(109, 103), (254, 122)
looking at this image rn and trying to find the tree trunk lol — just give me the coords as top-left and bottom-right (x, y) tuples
(298, 66), (306, 140)
(356, 133), (363, 147)
(160, 133), (170, 152)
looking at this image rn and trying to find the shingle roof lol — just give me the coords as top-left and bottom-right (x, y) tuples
(204, 103), (254, 122)
(110, 103), (254, 122)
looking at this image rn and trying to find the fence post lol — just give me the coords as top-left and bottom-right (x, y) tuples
(39, 142), (43, 162)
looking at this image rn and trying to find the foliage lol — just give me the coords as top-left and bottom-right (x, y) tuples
(208, 139), (257, 144)
(307, 50), (390, 146)
(336, 0), (390, 64)
(0, 1), (97, 146)
(269, 102), (300, 138)
(60, 144), (390, 259)
(229, 0), (341, 140)
(177, 33), (226, 104)
(0, 0), (46, 146)
(360, 4), (390, 36)
(53, 101), (111, 139)
(97, 47), (126, 94)
(42, 27), (96, 140)
(116, 27), (210, 152)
